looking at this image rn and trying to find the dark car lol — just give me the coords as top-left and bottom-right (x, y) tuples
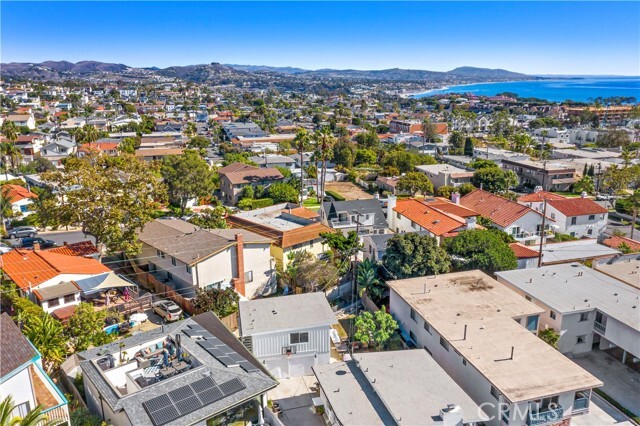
(20, 237), (57, 249)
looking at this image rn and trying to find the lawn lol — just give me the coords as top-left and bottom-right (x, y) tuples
(303, 198), (321, 210)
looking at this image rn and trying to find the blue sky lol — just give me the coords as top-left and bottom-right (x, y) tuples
(2, 2), (639, 75)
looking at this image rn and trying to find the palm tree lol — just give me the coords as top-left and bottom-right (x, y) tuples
(293, 128), (311, 204)
(313, 127), (336, 203)
(629, 189), (640, 240)
(79, 124), (98, 144)
(357, 259), (386, 303)
(1, 395), (63, 426)
(573, 176), (595, 195)
(22, 314), (66, 374)
(0, 187), (13, 236)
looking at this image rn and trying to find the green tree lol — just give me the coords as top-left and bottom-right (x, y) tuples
(187, 136), (210, 150)
(333, 139), (356, 168)
(357, 258), (386, 303)
(161, 150), (215, 216)
(0, 395), (63, 426)
(597, 129), (631, 148)
(268, 182), (299, 203)
(118, 137), (138, 154)
(445, 229), (518, 274)
(448, 131), (465, 151)
(294, 128), (312, 203)
(321, 230), (360, 265)
(436, 185), (456, 199)
(313, 127), (337, 202)
(355, 148), (377, 165)
(471, 167), (511, 193)
(22, 313), (67, 374)
(458, 182), (476, 195)
(422, 117), (437, 144)
(354, 130), (380, 149)
(188, 206), (229, 229)
(277, 250), (338, 292)
(0, 142), (21, 179)
(628, 189), (640, 240)
(40, 153), (166, 254)
(192, 287), (239, 317)
(464, 137), (474, 156)
(0, 187), (13, 235)
(573, 176), (595, 195)
(78, 124), (99, 144)
(539, 328), (560, 349)
(222, 152), (257, 166)
(65, 303), (118, 352)
(383, 233), (450, 278)
(397, 171), (434, 196)
(30, 157), (56, 173)
(354, 307), (398, 349)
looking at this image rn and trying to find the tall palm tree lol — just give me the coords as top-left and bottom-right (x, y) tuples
(293, 128), (311, 204)
(0, 187), (13, 236)
(313, 127), (336, 203)
(357, 258), (386, 303)
(1, 395), (63, 426)
(1, 121), (19, 180)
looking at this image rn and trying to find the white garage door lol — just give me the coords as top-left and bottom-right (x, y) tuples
(288, 354), (315, 377)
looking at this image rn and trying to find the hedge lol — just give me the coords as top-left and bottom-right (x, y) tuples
(325, 190), (346, 201)
(238, 198), (274, 210)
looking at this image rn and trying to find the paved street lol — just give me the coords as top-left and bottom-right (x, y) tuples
(4, 229), (95, 248)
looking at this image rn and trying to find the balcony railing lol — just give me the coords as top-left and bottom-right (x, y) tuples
(526, 406), (564, 426)
(573, 397), (589, 412)
(594, 321), (606, 335)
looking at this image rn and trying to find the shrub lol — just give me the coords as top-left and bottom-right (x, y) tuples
(325, 190), (345, 201)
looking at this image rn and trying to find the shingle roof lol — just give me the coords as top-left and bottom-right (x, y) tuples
(33, 281), (81, 301)
(322, 199), (388, 229)
(0, 249), (110, 291)
(461, 189), (540, 227)
(0, 313), (37, 378)
(394, 198), (466, 236)
(547, 198), (608, 216)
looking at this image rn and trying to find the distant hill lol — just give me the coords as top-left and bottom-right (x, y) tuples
(226, 64), (309, 74)
(155, 62), (247, 82)
(2, 60), (129, 78)
(447, 66), (530, 79)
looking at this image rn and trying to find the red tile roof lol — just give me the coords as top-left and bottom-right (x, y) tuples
(517, 191), (566, 203)
(509, 243), (540, 259)
(285, 207), (319, 220)
(1, 249), (110, 291)
(394, 198), (466, 236)
(461, 189), (540, 227)
(422, 197), (479, 218)
(602, 236), (640, 252)
(547, 198), (608, 217)
(2, 184), (37, 204)
(47, 241), (99, 257)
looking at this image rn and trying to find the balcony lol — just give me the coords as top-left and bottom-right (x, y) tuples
(526, 406), (564, 426)
(573, 397), (589, 412)
(594, 321), (606, 335)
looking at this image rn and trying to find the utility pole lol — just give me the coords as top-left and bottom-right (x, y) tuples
(348, 211), (364, 357)
(537, 198), (548, 268)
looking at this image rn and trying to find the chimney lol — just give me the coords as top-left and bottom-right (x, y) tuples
(33, 242), (40, 251)
(440, 404), (463, 426)
(232, 233), (246, 297)
(466, 216), (476, 230)
(451, 192), (461, 204)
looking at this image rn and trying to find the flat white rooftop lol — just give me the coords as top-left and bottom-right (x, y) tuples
(541, 240), (620, 265)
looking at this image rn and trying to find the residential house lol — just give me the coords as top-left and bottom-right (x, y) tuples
(602, 235), (640, 253)
(70, 313), (277, 426)
(509, 242), (539, 269)
(5, 114), (36, 130)
(40, 138), (77, 168)
(218, 163), (284, 206)
(78, 141), (120, 157)
(14, 134), (46, 162)
(545, 197), (608, 238)
(239, 293), (336, 379)
(0, 248), (110, 316)
(135, 219), (274, 299)
(134, 147), (184, 162)
(502, 159), (576, 191)
(319, 199), (388, 236)
(313, 350), (488, 426)
(472, 147), (530, 164)
(247, 154), (296, 170)
(415, 164), (473, 189)
(227, 204), (331, 269)
(537, 240), (620, 266)
(222, 122), (267, 140)
(497, 264), (640, 366)
(461, 189), (546, 245)
(374, 176), (405, 195)
(389, 270), (602, 426)
(2, 184), (37, 216)
(387, 196), (478, 244)
(0, 314), (69, 424)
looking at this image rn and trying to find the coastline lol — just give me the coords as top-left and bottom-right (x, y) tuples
(406, 79), (538, 98)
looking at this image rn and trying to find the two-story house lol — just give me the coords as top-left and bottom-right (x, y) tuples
(0, 313), (70, 424)
(40, 138), (77, 168)
(218, 163), (284, 206)
(2, 184), (38, 216)
(545, 197), (608, 238)
(502, 159), (576, 192)
(135, 219), (274, 299)
(461, 189), (548, 245)
(319, 199), (388, 236)
(239, 293), (336, 379)
(415, 164), (474, 189)
(389, 271), (602, 426)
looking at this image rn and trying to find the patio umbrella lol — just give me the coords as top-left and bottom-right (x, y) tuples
(75, 272), (138, 295)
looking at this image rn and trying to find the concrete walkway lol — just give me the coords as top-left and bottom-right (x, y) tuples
(572, 351), (640, 417)
(572, 394), (634, 426)
(267, 376), (324, 426)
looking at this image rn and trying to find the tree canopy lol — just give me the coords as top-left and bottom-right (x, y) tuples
(354, 307), (398, 349)
(161, 150), (216, 216)
(445, 229), (518, 274)
(192, 287), (239, 318)
(383, 233), (450, 278)
(397, 172), (434, 196)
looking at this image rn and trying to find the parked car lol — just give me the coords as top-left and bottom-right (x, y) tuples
(153, 301), (183, 322)
(20, 237), (57, 249)
(8, 226), (38, 239)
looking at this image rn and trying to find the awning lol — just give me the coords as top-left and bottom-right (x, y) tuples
(75, 272), (137, 294)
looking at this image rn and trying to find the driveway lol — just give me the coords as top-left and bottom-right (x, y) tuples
(268, 376), (324, 426)
(572, 350), (640, 416)
(572, 393), (634, 426)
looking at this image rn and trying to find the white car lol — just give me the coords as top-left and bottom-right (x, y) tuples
(129, 312), (148, 325)
(153, 301), (183, 322)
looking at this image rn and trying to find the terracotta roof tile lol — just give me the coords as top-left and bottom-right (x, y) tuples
(281, 222), (332, 248)
(509, 243), (539, 259)
(517, 191), (566, 203)
(285, 207), (319, 220)
(2, 184), (37, 203)
(423, 198), (479, 218)
(461, 189), (540, 227)
(602, 236), (640, 252)
(394, 199), (466, 236)
(47, 241), (99, 257)
(547, 198), (608, 216)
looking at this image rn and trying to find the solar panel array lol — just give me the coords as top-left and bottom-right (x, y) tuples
(186, 324), (260, 373)
(142, 376), (247, 426)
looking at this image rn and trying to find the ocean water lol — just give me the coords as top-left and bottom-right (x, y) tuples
(413, 77), (640, 103)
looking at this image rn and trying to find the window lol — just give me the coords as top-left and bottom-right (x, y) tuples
(525, 295), (532, 302)
(396, 212), (401, 219)
(571, 217), (577, 225)
(490, 385), (500, 400)
(588, 215), (595, 220)
(171, 256), (176, 266)
(423, 345), (432, 355)
(576, 335), (586, 344)
(156, 249), (162, 257)
(12, 402), (30, 418)
(167, 272), (173, 280)
(526, 315), (539, 332)
(423, 320), (431, 334)
(47, 298), (60, 308)
(186, 265), (192, 274)
(570, 232), (576, 237)
(579, 312), (589, 322)
(439, 336), (449, 351)
(550, 311), (556, 320)
(587, 229), (593, 235)
(290, 332), (309, 344)
(410, 308), (417, 322)
(411, 221), (417, 229)
(462, 358), (467, 366)
(245, 271), (253, 283)
(409, 330), (417, 342)
(550, 212), (556, 220)
(64, 294), (75, 304)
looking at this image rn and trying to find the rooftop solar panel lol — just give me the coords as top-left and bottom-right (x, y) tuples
(168, 385), (194, 402)
(146, 404), (180, 426)
(219, 378), (246, 396)
(175, 395), (202, 416)
(196, 387), (225, 405)
(143, 394), (171, 413)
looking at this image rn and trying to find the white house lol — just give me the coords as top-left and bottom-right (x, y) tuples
(545, 197), (608, 238)
(239, 293), (336, 379)
(415, 164), (474, 189)
(496, 264), (640, 365)
(136, 219), (275, 299)
(0, 314), (70, 424)
(388, 271), (602, 426)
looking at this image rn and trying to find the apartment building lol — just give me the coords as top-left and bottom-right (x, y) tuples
(415, 164), (474, 189)
(502, 160), (576, 192)
(388, 271), (602, 426)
